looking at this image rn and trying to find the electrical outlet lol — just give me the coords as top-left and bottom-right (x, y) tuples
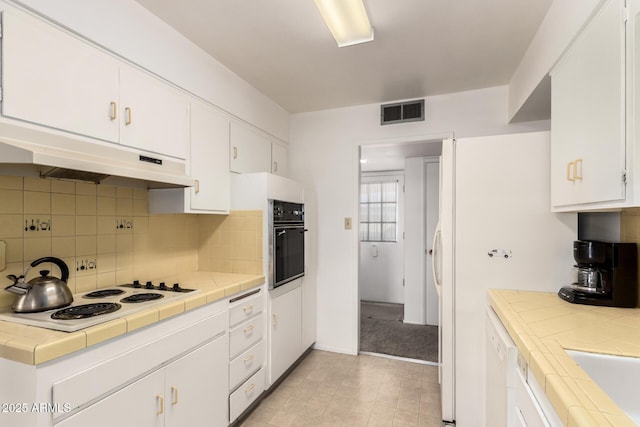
(344, 217), (352, 230)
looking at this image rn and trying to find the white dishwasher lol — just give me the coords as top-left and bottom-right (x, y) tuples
(486, 306), (519, 427)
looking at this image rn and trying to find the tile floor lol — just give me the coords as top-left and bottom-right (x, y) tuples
(238, 350), (443, 426)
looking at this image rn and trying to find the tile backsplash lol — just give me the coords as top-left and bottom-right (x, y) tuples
(0, 175), (263, 308)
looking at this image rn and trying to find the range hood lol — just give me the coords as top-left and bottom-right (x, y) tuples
(0, 123), (195, 188)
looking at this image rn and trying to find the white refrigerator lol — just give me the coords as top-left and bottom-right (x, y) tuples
(433, 131), (577, 426)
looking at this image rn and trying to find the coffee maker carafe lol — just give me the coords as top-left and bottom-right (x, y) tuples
(558, 240), (638, 308)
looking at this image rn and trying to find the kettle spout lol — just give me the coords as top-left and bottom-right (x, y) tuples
(4, 275), (29, 295)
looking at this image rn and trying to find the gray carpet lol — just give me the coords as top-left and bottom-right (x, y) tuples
(360, 301), (438, 362)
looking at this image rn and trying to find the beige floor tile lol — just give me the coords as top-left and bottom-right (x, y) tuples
(238, 351), (441, 427)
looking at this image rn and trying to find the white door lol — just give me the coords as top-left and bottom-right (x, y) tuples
(269, 285), (302, 384)
(119, 64), (189, 159)
(2, 9), (120, 143)
(164, 337), (228, 427)
(229, 122), (271, 173)
(56, 369), (164, 427)
(189, 100), (230, 212)
(359, 174), (405, 304)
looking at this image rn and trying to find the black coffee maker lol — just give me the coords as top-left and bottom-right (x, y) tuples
(558, 240), (638, 307)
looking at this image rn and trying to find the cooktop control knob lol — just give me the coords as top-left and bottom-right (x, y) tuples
(158, 282), (167, 290)
(145, 281), (154, 289)
(133, 280), (141, 288)
(172, 283), (181, 292)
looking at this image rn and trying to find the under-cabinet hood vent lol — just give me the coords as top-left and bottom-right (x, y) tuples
(380, 99), (425, 125)
(0, 123), (195, 188)
(40, 167), (110, 184)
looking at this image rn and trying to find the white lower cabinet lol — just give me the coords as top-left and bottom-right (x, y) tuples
(56, 368), (164, 427)
(229, 367), (265, 422)
(56, 337), (228, 427)
(228, 288), (266, 423)
(269, 284), (302, 385)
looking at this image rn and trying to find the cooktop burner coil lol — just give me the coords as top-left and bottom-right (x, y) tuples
(51, 303), (122, 320)
(83, 289), (126, 299)
(120, 293), (164, 303)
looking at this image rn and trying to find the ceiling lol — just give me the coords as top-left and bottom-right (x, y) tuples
(134, 0), (553, 114)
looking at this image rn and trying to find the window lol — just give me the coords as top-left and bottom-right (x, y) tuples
(360, 181), (398, 242)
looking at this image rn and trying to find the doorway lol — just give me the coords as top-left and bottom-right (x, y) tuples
(357, 140), (442, 362)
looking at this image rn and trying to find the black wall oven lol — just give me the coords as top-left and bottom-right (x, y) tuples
(269, 199), (306, 289)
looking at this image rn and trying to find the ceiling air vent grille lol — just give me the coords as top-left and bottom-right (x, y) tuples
(380, 99), (425, 125)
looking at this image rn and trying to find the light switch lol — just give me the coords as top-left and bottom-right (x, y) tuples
(344, 217), (352, 230)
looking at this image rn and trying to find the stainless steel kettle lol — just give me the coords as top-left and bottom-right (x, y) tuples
(4, 257), (72, 313)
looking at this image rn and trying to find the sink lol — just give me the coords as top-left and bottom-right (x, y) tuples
(567, 350), (640, 424)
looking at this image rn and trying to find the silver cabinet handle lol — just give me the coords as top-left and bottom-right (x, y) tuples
(195, 179), (200, 194)
(243, 354), (255, 365)
(243, 304), (254, 313)
(243, 324), (254, 334)
(125, 107), (132, 125)
(245, 383), (256, 394)
(233, 146), (238, 159)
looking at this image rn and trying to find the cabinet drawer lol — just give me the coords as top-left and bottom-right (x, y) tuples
(229, 291), (263, 328)
(229, 315), (264, 359)
(229, 367), (265, 422)
(229, 340), (265, 391)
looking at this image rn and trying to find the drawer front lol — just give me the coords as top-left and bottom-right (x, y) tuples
(229, 314), (264, 358)
(229, 292), (263, 328)
(229, 367), (265, 422)
(229, 340), (265, 391)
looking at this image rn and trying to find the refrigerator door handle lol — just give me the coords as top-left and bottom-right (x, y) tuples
(432, 221), (442, 298)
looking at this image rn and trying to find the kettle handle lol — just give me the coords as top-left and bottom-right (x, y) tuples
(30, 257), (69, 283)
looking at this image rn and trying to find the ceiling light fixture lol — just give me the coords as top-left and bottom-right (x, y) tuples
(313, 0), (374, 47)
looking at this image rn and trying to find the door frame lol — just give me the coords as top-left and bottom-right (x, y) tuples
(354, 132), (452, 353)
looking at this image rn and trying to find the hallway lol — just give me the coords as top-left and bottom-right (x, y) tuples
(238, 350), (442, 426)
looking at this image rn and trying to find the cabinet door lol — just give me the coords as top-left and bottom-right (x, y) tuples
(56, 369), (164, 427)
(165, 337), (229, 427)
(269, 285), (302, 384)
(189, 100), (230, 212)
(2, 10), (120, 143)
(119, 65), (189, 159)
(550, 0), (626, 208)
(229, 122), (271, 173)
(271, 143), (288, 176)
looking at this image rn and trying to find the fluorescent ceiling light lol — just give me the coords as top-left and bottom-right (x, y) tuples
(314, 0), (374, 47)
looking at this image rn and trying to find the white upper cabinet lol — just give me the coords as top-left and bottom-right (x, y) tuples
(550, 0), (626, 210)
(119, 65), (189, 159)
(271, 142), (288, 176)
(148, 100), (230, 214)
(2, 9), (120, 143)
(188, 100), (230, 212)
(1, 9), (188, 160)
(229, 122), (271, 174)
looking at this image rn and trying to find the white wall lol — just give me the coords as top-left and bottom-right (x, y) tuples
(289, 85), (550, 354)
(10, 0), (290, 142)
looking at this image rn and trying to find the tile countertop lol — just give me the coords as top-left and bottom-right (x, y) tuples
(489, 289), (640, 427)
(0, 272), (264, 366)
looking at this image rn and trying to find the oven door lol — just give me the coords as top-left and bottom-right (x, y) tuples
(272, 225), (305, 288)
